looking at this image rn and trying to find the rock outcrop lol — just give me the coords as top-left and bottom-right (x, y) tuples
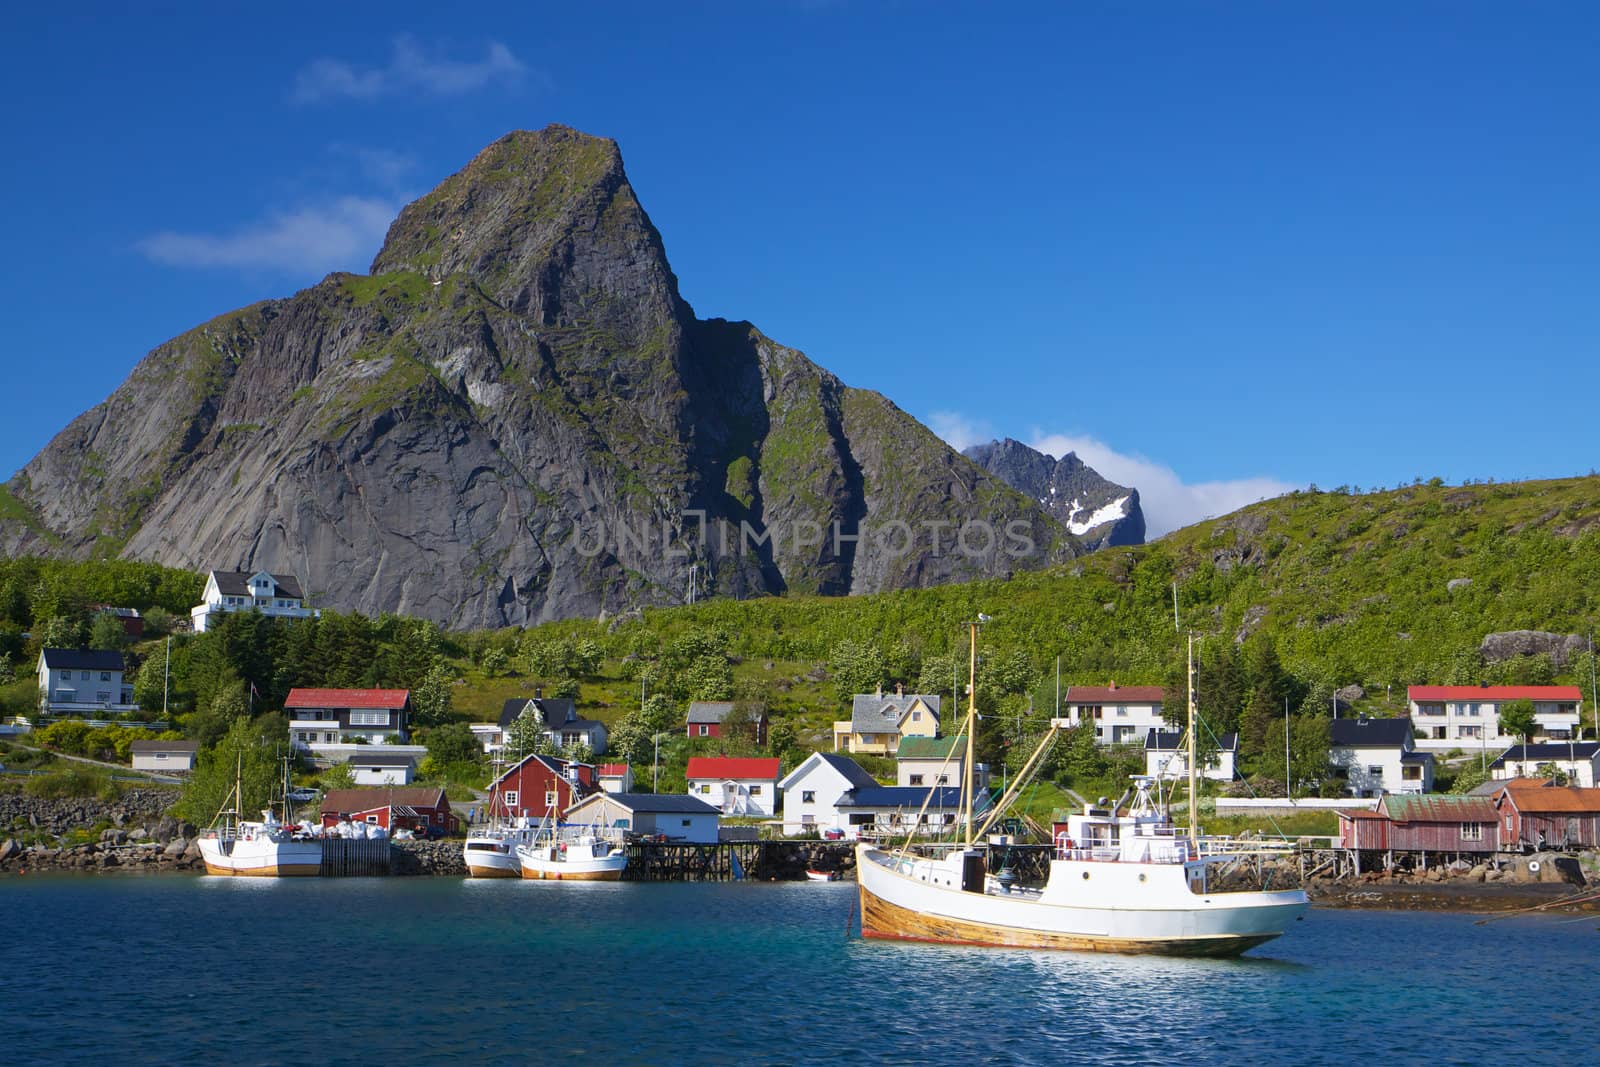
(0, 126), (1074, 628)
(1480, 630), (1590, 668)
(962, 438), (1144, 549)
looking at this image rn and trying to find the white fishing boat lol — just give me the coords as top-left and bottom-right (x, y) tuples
(857, 625), (1308, 957)
(463, 753), (537, 877)
(516, 813), (627, 881)
(198, 756), (322, 877)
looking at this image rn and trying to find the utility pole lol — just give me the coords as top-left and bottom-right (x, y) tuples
(162, 635), (171, 719)
(1590, 633), (1598, 741)
(1285, 696), (1292, 800)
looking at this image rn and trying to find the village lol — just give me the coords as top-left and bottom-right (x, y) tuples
(2, 566), (1599, 893)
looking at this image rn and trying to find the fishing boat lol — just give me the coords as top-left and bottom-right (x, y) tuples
(198, 756), (323, 877)
(856, 624), (1309, 957)
(463, 753), (538, 877)
(805, 869), (840, 882)
(516, 813), (627, 881)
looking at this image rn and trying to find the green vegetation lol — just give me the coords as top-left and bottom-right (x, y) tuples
(339, 271), (432, 308)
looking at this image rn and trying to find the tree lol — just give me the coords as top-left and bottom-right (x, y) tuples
(481, 647), (509, 678)
(175, 713), (290, 823)
(505, 705), (546, 760)
(88, 612), (127, 652)
(1498, 698), (1537, 747)
(320, 761), (356, 791)
(681, 655), (732, 701)
(1534, 761), (1570, 787)
(411, 662), (456, 728)
(1260, 716), (1333, 796)
(607, 711), (654, 768)
(767, 718), (797, 760)
(186, 680), (248, 749)
(132, 656), (169, 715)
(424, 722), (480, 768)
(830, 639), (885, 704)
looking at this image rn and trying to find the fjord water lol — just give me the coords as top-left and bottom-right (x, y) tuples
(3, 877), (1591, 1066)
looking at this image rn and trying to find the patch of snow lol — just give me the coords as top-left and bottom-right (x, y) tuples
(1067, 495), (1129, 536)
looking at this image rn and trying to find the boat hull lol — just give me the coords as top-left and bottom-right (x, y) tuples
(466, 859), (522, 878)
(198, 838), (322, 878)
(856, 845), (1306, 958)
(518, 864), (624, 881)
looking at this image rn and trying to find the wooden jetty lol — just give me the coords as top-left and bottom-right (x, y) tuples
(319, 838), (391, 876)
(624, 840), (857, 882)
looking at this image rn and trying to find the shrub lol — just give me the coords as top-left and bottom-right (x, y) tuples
(24, 767), (111, 799)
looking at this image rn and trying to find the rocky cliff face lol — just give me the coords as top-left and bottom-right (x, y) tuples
(962, 438), (1144, 550)
(0, 126), (1074, 627)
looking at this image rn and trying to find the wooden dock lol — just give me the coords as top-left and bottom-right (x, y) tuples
(319, 838), (391, 876)
(624, 840), (857, 881)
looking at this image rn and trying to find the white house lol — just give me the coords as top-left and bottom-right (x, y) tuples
(1064, 684), (1166, 746)
(563, 792), (721, 843)
(348, 752), (416, 786)
(832, 686), (941, 755)
(596, 763), (634, 793)
(130, 739), (198, 772)
(286, 688), (411, 750)
(479, 695), (609, 756)
(685, 756), (781, 816)
(1489, 742), (1600, 788)
(190, 570), (317, 633)
(1407, 685), (1583, 753)
(778, 752), (880, 836)
(1330, 716), (1434, 798)
(37, 649), (137, 715)
(833, 785), (981, 841)
(1144, 730), (1238, 782)
(894, 735), (990, 792)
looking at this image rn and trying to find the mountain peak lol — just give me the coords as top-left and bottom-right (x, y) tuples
(964, 438), (1145, 549)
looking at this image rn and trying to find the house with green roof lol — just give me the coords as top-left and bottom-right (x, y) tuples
(895, 734), (990, 792)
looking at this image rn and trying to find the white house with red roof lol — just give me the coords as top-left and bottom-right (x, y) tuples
(286, 688), (412, 749)
(1064, 683), (1166, 746)
(685, 756), (782, 816)
(1407, 685), (1583, 754)
(596, 763), (634, 793)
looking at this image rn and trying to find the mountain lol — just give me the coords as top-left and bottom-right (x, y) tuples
(0, 126), (1074, 628)
(962, 439), (1144, 549)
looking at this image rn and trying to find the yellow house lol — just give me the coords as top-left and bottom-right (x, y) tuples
(832, 686), (942, 755)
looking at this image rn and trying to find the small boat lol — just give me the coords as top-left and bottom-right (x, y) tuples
(516, 812), (627, 881)
(198, 756), (322, 877)
(856, 626), (1308, 957)
(805, 869), (840, 882)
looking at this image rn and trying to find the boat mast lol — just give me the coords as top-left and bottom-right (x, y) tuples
(1186, 634), (1199, 852)
(963, 615), (988, 848)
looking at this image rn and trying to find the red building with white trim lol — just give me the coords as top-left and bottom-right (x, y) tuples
(485, 755), (598, 822)
(319, 787), (458, 834)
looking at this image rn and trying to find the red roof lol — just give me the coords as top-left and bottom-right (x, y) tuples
(1066, 685), (1165, 704)
(1497, 779), (1600, 814)
(597, 763), (629, 776)
(1408, 685), (1581, 702)
(685, 757), (781, 781)
(285, 687), (411, 709)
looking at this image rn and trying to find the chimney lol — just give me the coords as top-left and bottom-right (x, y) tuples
(876, 683), (883, 699)
(1108, 680), (1118, 691)
(535, 686), (543, 700)
(895, 683), (903, 698)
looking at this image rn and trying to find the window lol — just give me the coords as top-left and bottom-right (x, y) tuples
(681, 819), (691, 827)
(1461, 823), (1483, 841)
(365, 815), (379, 825)
(350, 710), (389, 726)
(1458, 725), (1481, 739)
(1366, 765), (1383, 778)
(100, 672), (111, 682)
(911, 711), (921, 722)
(698, 725), (709, 737)
(1417, 704), (1444, 716)
(750, 786), (762, 796)
(503, 791), (518, 807)
(1402, 765), (1422, 780)
(801, 814), (815, 825)
(545, 790), (558, 807)
(1115, 707), (1127, 717)
(909, 774), (924, 786)
(699, 784), (711, 794)
(155, 753), (167, 760)
(802, 790), (815, 803)
(97, 691), (111, 703)
(937, 775), (949, 785)
(322, 732), (334, 744)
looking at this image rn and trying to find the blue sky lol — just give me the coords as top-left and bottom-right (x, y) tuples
(4, 3), (1597, 536)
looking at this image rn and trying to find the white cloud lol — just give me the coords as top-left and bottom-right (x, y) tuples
(1025, 431), (1298, 538)
(137, 195), (401, 274)
(927, 410), (996, 453)
(291, 37), (525, 104)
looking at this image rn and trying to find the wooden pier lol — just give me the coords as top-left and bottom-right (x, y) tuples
(624, 840), (857, 882)
(319, 838), (391, 876)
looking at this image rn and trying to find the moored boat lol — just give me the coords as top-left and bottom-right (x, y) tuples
(856, 623), (1308, 957)
(198, 756), (323, 877)
(464, 823), (538, 878)
(805, 869), (840, 882)
(516, 826), (627, 880)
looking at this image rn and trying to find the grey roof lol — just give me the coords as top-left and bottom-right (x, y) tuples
(211, 570), (305, 599)
(839, 786), (969, 810)
(818, 753), (880, 789)
(40, 648), (126, 672)
(849, 692), (942, 733)
(1399, 751), (1435, 765)
(348, 753), (416, 768)
(1490, 742), (1600, 768)
(585, 793), (720, 815)
(1330, 716), (1414, 749)
(1146, 730), (1238, 752)
(686, 701), (737, 724)
(498, 696), (578, 729)
(129, 739), (199, 754)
